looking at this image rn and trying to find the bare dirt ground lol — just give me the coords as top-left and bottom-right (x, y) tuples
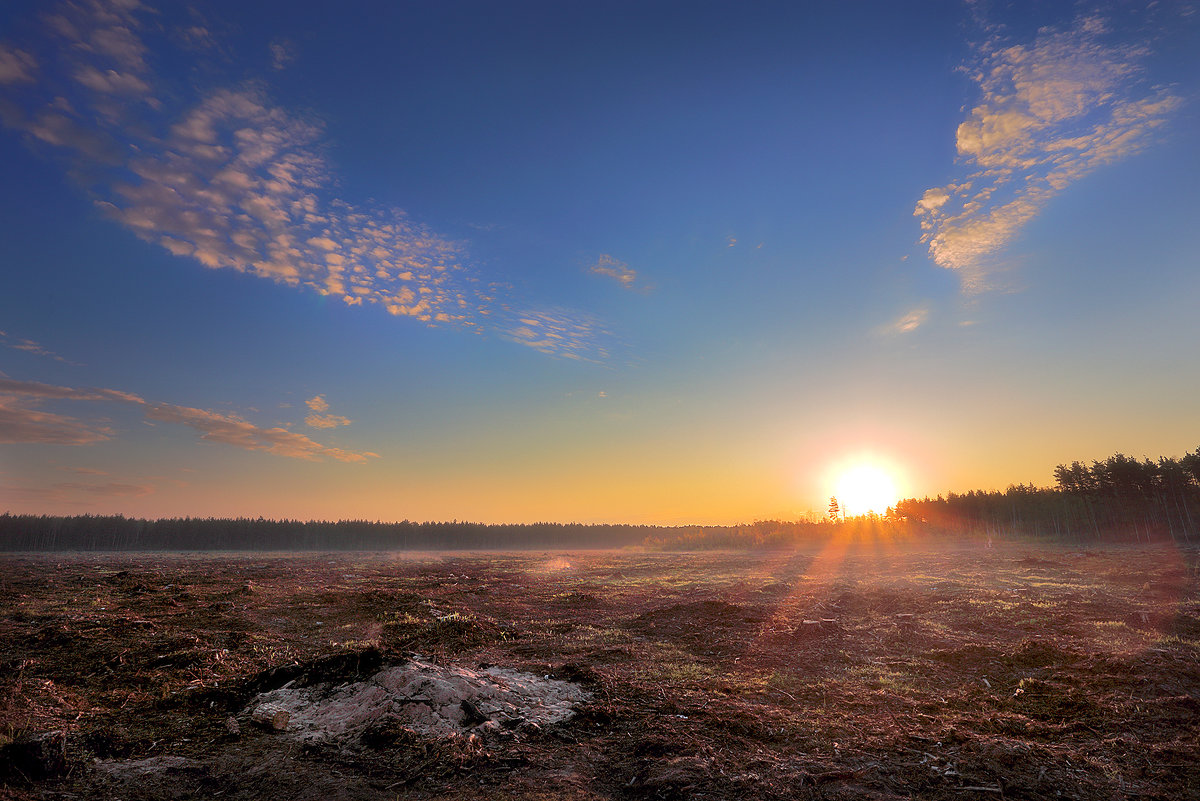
(1, 538), (1198, 800)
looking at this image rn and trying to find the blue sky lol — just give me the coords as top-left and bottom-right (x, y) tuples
(1, 0), (1198, 524)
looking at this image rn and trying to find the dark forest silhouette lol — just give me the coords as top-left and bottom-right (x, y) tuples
(2, 448), (1196, 551)
(0, 514), (847, 552)
(893, 448), (1200, 543)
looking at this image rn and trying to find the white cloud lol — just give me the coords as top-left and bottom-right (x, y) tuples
(503, 308), (612, 362)
(177, 25), (216, 51)
(304, 394), (352, 429)
(0, 46), (37, 83)
(0, 377), (373, 461)
(914, 187), (950, 216)
(270, 40), (296, 71)
(0, 331), (78, 364)
(306, 413), (352, 429)
(887, 307), (929, 335)
(74, 65), (150, 94)
(589, 254), (638, 289)
(146, 403), (368, 462)
(0, 394), (114, 445)
(0, 0), (610, 360)
(915, 14), (1182, 289)
(0, 377), (143, 404)
(97, 83), (478, 324)
(71, 9), (148, 72)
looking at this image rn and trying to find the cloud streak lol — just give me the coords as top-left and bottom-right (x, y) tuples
(915, 15), (1181, 290)
(56, 481), (153, 497)
(503, 308), (613, 362)
(0, 480), (155, 505)
(887, 307), (929, 335)
(589, 254), (639, 289)
(0, 394), (114, 445)
(0, 45), (37, 84)
(145, 402), (371, 462)
(0, 331), (79, 364)
(0, 0), (607, 358)
(0, 377), (141, 404)
(0, 377), (374, 462)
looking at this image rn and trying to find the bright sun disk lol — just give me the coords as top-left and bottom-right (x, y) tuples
(834, 463), (899, 517)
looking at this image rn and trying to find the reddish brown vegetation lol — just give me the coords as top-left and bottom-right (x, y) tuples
(1, 541), (1198, 799)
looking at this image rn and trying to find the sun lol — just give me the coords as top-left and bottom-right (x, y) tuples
(834, 463), (899, 517)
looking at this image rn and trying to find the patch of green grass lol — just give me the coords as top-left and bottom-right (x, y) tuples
(564, 625), (630, 646)
(635, 643), (721, 686)
(963, 597), (1019, 611)
(843, 664), (916, 692)
(1026, 581), (1087, 592)
(332, 639), (378, 650)
(1156, 634), (1200, 650)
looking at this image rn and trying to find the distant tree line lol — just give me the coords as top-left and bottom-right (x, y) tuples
(0, 514), (888, 552)
(892, 448), (1200, 543)
(3, 448), (1195, 551)
(0, 515), (662, 552)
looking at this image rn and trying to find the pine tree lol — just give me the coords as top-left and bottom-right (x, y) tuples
(828, 496), (841, 523)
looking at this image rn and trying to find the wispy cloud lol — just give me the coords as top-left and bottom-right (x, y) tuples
(589, 254), (639, 290)
(0, 480), (154, 505)
(0, 45), (37, 84)
(886, 307), (929, 335)
(504, 308), (613, 362)
(915, 14), (1182, 290)
(0, 331), (79, 364)
(0, 394), (114, 445)
(56, 481), (153, 497)
(145, 402), (372, 462)
(269, 39), (296, 71)
(176, 25), (217, 52)
(0, 0), (607, 359)
(304, 394), (352, 429)
(0, 377), (142, 404)
(0, 377), (374, 462)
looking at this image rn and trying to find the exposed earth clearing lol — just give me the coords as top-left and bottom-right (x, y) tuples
(1, 543), (1198, 800)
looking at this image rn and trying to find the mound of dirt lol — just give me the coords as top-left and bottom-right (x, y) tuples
(380, 612), (517, 654)
(631, 600), (761, 630)
(247, 657), (590, 744)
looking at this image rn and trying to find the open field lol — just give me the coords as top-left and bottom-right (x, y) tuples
(2, 540), (1199, 800)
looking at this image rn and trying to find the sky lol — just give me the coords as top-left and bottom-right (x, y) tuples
(1, 0), (1198, 525)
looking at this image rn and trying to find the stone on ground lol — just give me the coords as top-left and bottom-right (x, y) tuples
(247, 657), (589, 743)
